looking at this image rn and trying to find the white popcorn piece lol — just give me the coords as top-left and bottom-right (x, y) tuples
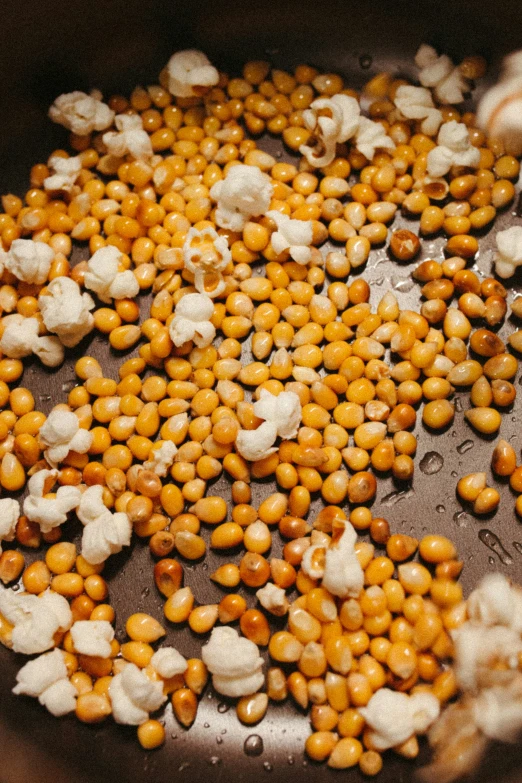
(103, 114), (153, 161)
(169, 292), (216, 348)
(39, 276), (95, 348)
(322, 520), (364, 599)
(109, 662), (166, 725)
(477, 51), (522, 156)
(360, 689), (440, 751)
(43, 155), (82, 192)
(77, 484), (132, 565)
(494, 226), (522, 279)
(453, 623), (522, 693)
(256, 582), (289, 616)
(415, 44), (469, 105)
(0, 586), (72, 654)
(355, 117), (395, 161)
(49, 90), (115, 135)
(266, 210), (313, 265)
(13, 649), (77, 717)
(165, 49), (219, 98)
(143, 440), (178, 477)
(202, 626), (264, 698)
(0, 497), (19, 552)
(5, 238), (54, 285)
(39, 408), (93, 467)
(300, 94), (361, 168)
(182, 225), (231, 298)
(23, 469), (81, 534)
(70, 620), (114, 658)
(151, 647), (188, 679)
(394, 85), (443, 136)
(0, 314), (64, 368)
(210, 165), (273, 232)
(84, 245), (140, 303)
(426, 120), (481, 177)
(467, 572), (522, 629)
(472, 681), (522, 743)
(235, 389), (302, 463)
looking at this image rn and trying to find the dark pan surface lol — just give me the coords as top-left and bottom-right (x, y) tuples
(1, 1), (522, 781)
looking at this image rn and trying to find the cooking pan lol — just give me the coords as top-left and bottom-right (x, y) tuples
(1, 0), (522, 780)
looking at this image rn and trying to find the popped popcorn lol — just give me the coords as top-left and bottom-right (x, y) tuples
(202, 626), (264, 698)
(182, 225), (231, 297)
(48, 90), (115, 135)
(477, 51), (522, 156)
(13, 649), (77, 717)
(70, 620), (115, 658)
(322, 520), (364, 598)
(256, 582), (289, 616)
(39, 276), (95, 348)
(0, 314), (63, 368)
(235, 389), (302, 462)
(5, 238), (54, 285)
(151, 647), (188, 679)
(77, 484), (132, 565)
(84, 245), (140, 303)
(210, 164), (273, 232)
(360, 689), (440, 751)
(355, 116), (395, 161)
(168, 292), (216, 348)
(109, 662), (166, 725)
(300, 94), (361, 168)
(426, 121), (481, 177)
(143, 440), (178, 477)
(0, 586), (72, 654)
(416, 44), (469, 105)
(23, 469), (81, 534)
(102, 113), (153, 160)
(0, 497), (19, 552)
(39, 408), (93, 467)
(43, 155), (82, 192)
(165, 49), (219, 98)
(494, 225), (522, 278)
(394, 85), (443, 136)
(266, 210), (313, 264)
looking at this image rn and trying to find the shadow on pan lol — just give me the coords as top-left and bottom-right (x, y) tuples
(1, 1), (522, 781)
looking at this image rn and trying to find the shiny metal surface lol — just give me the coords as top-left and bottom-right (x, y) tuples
(1, 1), (522, 780)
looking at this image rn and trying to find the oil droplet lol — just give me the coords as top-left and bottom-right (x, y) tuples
(454, 397), (464, 413)
(209, 757), (221, 766)
(216, 736), (223, 745)
(453, 510), (470, 528)
(488, 556), (495, 565)
(178, 762), (190, 772)
(380, 488), (414, 506)
(436, 504), (445, 513)
(287, 755), (295, 765)
(478, 529), (513, 565)
(39, 394), (51, 402)
(263, 761), (273, 772)
(217, 702), (229, 713)
(512, 541), (522, 555)
(61, 379), (76, 392)
(392, 276), (415, 293)
(244, 734), (264, 757)
(419, 451), (444, 475)
(359, 54), (373, 69)
(451, 471), (458, 478)
(457, 440), (474, 454)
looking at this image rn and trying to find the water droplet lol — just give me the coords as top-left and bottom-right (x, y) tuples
(419, 451), (444, 475)
(454, 397), (464, 413)
(221, 728), (227, 735)
(141, 586), (150, 597)
(457, 440), (474, 454)
(204, 722), (210, 728)
(244, 734), (264, 757)
(39, 394), (51, 402)
(478, 529), (513, 565)
(171, 734), (178, 740)
(61, 378), (76, 392)
(380, 488), (414, 506)
(201, 562), (208, 570)
(359, 54), (373, 69)
(263, 761), (273, 772)
(451, 470), (458, 478)
(216, 736), (223, 745)
(207, 692), (213, 700)
(392, 275), (415, 293)
(287, 755), (295, 765)
(209, 756), (221, 766)
(488, 556), (495, 565)
(436, 504), (445, 513)
(453, 510), (470, 528)
(217, 702), (229, 713)
(513, 541), (522, 555)
(178, 762), (190, 772)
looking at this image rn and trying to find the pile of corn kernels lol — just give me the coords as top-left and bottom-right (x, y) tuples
(0, 46), (521, 777)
